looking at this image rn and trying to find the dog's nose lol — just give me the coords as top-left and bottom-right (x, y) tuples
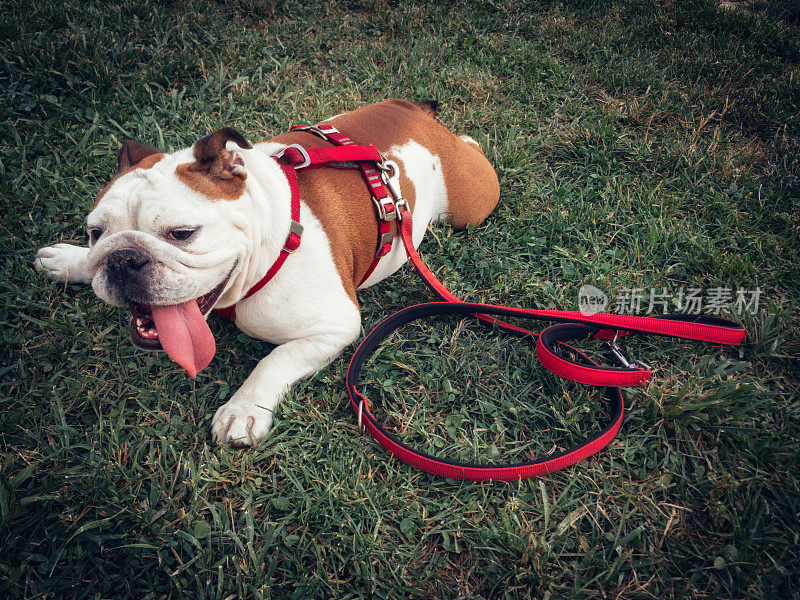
(107, 248), (150, 283)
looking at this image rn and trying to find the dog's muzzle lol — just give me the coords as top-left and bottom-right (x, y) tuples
(104, 247), (157, 303)
(106, 248), (151, 286)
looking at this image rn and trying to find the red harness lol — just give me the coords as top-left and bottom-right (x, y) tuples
(219, 123), (746, 480)
(213, 124), (400, 321)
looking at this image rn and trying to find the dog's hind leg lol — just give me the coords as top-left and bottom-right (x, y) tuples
(441, 134), (500, 229)
(34, 243), (92, 284)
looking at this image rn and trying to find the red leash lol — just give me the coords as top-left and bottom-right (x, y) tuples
(346, 205), (745, 480)
(219, 122), (747, 480)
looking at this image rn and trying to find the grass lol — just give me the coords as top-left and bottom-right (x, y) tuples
(1, 0), (799, 597)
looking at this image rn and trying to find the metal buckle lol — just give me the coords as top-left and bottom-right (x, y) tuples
(373, 196), (397, 221)
(294, 124), (340, 139)
(375, 231), (394, 256)
(284, 220), (304, 253)
(310, 124), (339, 136)
(275, 144), (311, 169)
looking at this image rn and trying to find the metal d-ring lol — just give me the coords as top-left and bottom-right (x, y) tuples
(377, 158), (398, 179)
(275, 144), (311, 169)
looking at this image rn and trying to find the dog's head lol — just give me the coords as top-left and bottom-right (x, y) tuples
(86, 128), (258, 377)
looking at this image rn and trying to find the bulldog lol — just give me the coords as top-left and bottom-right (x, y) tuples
(34, 99), (500, 446)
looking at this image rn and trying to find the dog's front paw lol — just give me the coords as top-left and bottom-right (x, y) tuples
(34, 243), (91, 284)
(210, 394), (276, 447)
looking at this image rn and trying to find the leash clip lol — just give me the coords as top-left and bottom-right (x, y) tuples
(605, 337), (652, 370)
(378, 159), (408, 219)
(394, 197), (408, 217)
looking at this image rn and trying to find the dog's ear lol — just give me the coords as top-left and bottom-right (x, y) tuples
(192, 127), (253, 180)
(118, 140), (164, 173)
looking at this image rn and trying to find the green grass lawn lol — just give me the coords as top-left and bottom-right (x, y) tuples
(2, 0), (799, 598)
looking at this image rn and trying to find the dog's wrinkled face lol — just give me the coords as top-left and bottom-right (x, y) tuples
(87, 130), (255, 377)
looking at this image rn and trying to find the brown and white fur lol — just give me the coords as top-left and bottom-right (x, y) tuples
(34, 99), (500, 446)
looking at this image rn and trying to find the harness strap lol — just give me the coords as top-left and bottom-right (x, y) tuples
(213, 162), (303, 321)
(291, 123), (398, 285)
(279, 143), (384, 168)
(213, 126), (398, 320)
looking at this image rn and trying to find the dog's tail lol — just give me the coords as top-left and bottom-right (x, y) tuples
(415, 99), (439, 117)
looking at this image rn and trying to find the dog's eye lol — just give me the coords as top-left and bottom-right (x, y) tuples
(88, 228), (103, 244)
(167, 228), (196, 241)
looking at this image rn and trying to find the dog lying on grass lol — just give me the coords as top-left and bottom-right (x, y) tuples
(35, 99), (500, 446)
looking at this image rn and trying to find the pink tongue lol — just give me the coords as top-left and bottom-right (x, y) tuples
(150, 300), (216, 378)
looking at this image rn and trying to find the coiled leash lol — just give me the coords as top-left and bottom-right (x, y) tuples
(252, 122), (747, 481)
(346, 226), (745, 480)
